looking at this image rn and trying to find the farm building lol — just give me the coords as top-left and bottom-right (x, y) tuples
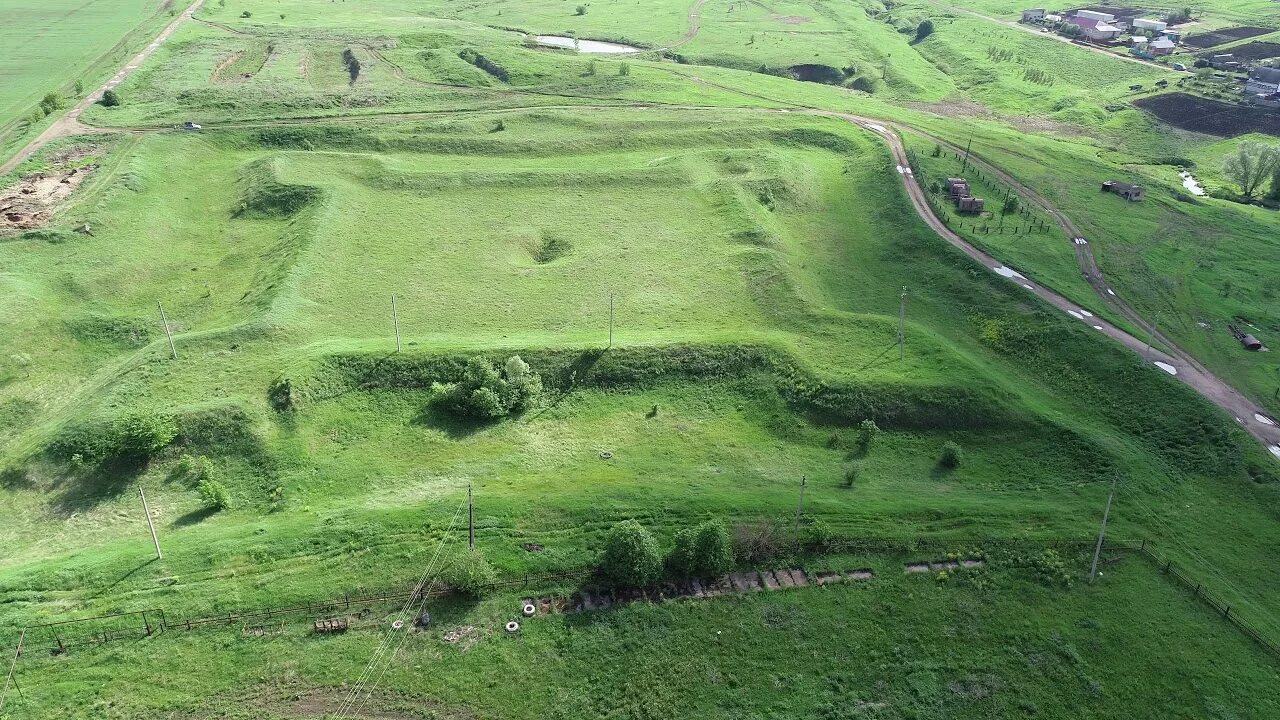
(1245, 67), (1280, 105)
(956, 196), (985, 213)
(1132, 18), (1168, 34)
(1208, 54), (1241, 70)
(946, 177), (971, 198)
(1076, 9), (1115, 22)
(1066, 17), (1123, 41)
(1102, 181), (1144, 201)
(1150, 37), (1176, 56)
(1022, 8), (1046, 21)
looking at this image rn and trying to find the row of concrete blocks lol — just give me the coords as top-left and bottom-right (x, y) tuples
(521, 568), (878, 616)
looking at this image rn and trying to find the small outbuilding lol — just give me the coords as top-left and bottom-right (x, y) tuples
(1102, 181), (1144, 201)
(956, 196), (985, 213)
(946, 177), (971, 198)
(1022, 8), (1046, 21)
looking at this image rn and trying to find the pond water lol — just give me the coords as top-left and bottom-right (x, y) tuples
(536, 35), (642, 53)
(1179, 170), (1206, 196)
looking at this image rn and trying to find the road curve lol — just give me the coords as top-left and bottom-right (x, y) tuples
(0, 0), (205, 176)
(832, 113), (1280, 453)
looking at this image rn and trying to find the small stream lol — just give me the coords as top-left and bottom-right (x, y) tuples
(536, 35), (643, 53)
(1179, 170), (1206, 196)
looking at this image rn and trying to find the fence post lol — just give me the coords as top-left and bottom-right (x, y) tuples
(1225, 605), (1231, 619)
(142, 611), (151, 636)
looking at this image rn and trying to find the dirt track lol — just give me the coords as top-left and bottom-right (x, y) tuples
(0, 0), (205, 177)
(835, 113), (1280, 451)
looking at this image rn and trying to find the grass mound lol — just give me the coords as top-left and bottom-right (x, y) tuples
(236, 158), (321, 217)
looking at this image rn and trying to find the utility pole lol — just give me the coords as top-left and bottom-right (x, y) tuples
(1144, 312), (1161, 359)
(391, 295), (401, 353)
(139, 486), (162, 560)
(467, 484), (475, 550)
(1088, 477), (1118, 583)
(157, 302), (177, 360)
(607, 292), (615, 349)
(897, 286), (908, 360)
(961, 138), (972, 172)
(793, 476), (807, 535)
(0, 629), (25, 712)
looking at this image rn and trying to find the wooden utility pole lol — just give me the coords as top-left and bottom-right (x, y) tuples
(961, 138), (972, 172)
(139, 486), (162, 560)
(897, 286), (908, 360)
(392, 295), (401, 353)
(468, 484), (475, 550)
(157, 302), (177, 360)
(1088, 477), (1118, 583)
(1144, 312), (1161, 359)
(0, 629), (25, 712)
(793, 476), (807, 535)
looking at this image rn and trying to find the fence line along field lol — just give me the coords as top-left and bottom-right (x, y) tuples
(3, 0), (1280, 718)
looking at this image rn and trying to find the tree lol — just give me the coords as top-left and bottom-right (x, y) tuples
(114, 412), (178, 458)
(1222, 142), (1280, 198)
(38, 92), (62, 115)
(600, 520), (662, 588)
(692, 520), (733, 577)
(100, 89), (121, 107)
(1002, 196), (1019, 215)
(1061, 23), (1082, 38)
(435, 356), (542, 420)
(1270, 164), (1280, 201)
(444, 549), (498, 597)
(916, 19), (935, 41)
(618, 62), (630, 77)
(666, 527), (697, 577)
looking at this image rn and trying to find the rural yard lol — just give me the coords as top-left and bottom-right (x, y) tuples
(2, 0), (1280, 718)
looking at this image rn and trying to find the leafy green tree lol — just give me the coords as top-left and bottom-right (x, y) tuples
(600, 520), (662, 588)
(857, 419), (880, 451)
(436, 356), (542, 420)
(1223, 142), (1280, 198)
(100, 90), (121, 107)
(445, 549), (498, 597)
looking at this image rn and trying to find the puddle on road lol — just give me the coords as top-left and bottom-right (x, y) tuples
(1179, 171), (1206, 196)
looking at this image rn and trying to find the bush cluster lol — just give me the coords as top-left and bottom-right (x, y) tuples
(444, 549), (498, 597)
(666, 520), (734, 578)
(599, 520), (663, 588)
(434, 356), (542, 420)
(53, 412), (178, 463)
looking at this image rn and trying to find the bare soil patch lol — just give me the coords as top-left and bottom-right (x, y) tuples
(1183, 26), (1275, 50)
(901, 99), (1093, 138)
(1, 152), (98, 232)
(1134, 92), (1280, 137)
(287, 688), (475, 720)
(1201, 41), (1280, 62)
(210, 50), (245, 83)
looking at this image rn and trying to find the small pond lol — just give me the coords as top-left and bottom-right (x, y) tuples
(536, 35), (642, 53)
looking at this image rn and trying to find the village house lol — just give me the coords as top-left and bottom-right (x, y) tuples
(1075, 9), (1115, 22)
(1208, 54), (1241, 71)
(1066, 16), (1123, 42)
(1102, 180), (1144, 201)
(1149, 36), (1176, 56)
(1021, 8), (1046, 21)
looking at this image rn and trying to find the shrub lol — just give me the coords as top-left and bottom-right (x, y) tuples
(851, 76), (876, 94)
(916, 19), (935, 40)
(38, 92), (62, 115)
(575, 4), (587, 15)
(666, 527), (698, 577)
(857, 419), (880, 451)
(600, 520), (662, 588)
(240, 10), (252, 18)
(434, 356), (542, 420)
(805, 517), (833, 549)
(842, 463), (860, 488)
(586, 59), (597, 76)
(197, 476), (232, 510)
(692, 520), (734, 577)
(618, 62), (630, 77)
(100, 90), (120, 107)
(444, 549), (498, 597)
(939, 440), (963, 469)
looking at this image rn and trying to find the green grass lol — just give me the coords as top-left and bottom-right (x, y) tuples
(0, 0), (177, 161)
(5, 1), (1280, 716)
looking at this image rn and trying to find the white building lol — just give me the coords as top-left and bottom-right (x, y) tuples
(1132, 18), (1168, 34)
(1076, 10), (1115, 22)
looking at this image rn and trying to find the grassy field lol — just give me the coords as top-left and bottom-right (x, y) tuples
(0, 0), (178, 161)
(4, 0), (1280, 717)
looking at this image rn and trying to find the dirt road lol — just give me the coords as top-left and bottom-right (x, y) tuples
(0, 0), (205, 176)
(836, 113), (1280, 453)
